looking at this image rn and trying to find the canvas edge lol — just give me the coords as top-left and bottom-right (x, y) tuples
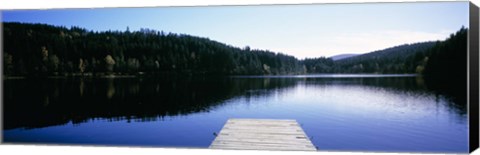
(0, 10), (4, 144)
(469, 1), (480, 153)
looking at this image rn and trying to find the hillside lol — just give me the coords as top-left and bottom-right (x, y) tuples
(333, 42), (437, 73)
(2, 22), (304, 76)
(423, 27), (468, 105)
(2, 22), (466, 76)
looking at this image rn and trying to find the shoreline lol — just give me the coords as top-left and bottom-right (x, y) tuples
(3, 73), (421, 80)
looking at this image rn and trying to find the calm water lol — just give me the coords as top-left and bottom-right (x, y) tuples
(3, 75), (468, 153)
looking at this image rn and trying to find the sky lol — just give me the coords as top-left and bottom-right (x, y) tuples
(1, 2), (469, 59)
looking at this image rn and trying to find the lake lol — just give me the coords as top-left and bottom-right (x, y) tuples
(2, 74), (468, 153)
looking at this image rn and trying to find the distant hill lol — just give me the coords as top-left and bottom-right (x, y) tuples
(302, 42), (438, 74)
(333, 42), (437, 73)
(329, 54), (359, 61)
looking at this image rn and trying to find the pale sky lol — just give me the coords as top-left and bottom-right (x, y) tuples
(2, 2), (469, 59)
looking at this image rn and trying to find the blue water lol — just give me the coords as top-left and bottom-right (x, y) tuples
(3, 75), (468, 153)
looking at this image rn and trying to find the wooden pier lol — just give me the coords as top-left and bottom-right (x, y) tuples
(209, 119), (316, 151)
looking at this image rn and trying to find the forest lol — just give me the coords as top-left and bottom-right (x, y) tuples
(2, 22), (468, 77)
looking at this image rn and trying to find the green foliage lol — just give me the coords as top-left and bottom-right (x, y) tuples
(3, 22), (304, 76)
(303, 57), (334, 73)
(424, 27), (467, 78)
(2, 22), (467, 77)
(422, 27), (467, 105)
(333, 42), (436, 74)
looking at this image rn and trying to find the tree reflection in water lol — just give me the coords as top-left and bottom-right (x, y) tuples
(3, 75), (466, 130)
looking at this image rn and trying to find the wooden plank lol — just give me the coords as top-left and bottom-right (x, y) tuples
(209, 145), (315, 151)
(227, 119), (297, 124)
(216, 133), (309, 139)
(227, 120), (298, 125)
(210, 141), (315, 148)
(210, 144), (315, 150)
(209, 118), (316, 151)
(224, 123), (298, 127)
(210, 143), (316, 151)
(219, 130), (304, 135)
(211, 139), (314, 145)
(214, 133), (309, 139)
(223, 126), (302, 130)
(228, 118), (297, 122)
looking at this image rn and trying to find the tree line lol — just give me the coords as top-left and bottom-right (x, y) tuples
(2, 22), (467, 77)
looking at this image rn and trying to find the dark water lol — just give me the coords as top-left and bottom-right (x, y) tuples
(3, 75), (468, 153)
